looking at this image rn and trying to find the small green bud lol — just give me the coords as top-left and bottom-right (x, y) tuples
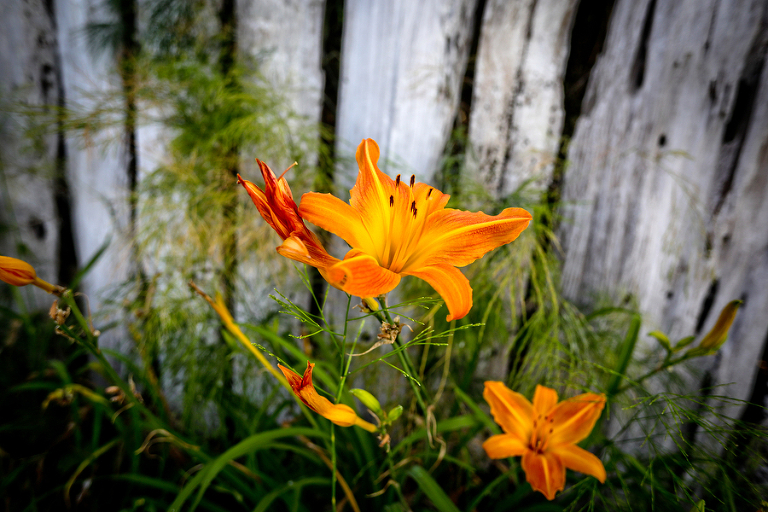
(350, 389), (383, 416)
(387, 405), (404, 422)
(648, 331), (672, 352)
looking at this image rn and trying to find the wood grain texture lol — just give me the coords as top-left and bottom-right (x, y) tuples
(239, 0), (325, 164)
(468, 0), (579, 197)
(0, 0), (62, 309)
(559, 0), (768, 415)
(335, 0), (478, 187)
(55, 0), (132, 354)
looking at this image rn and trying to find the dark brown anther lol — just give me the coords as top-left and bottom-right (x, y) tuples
(395, 174), (401, 187)
(389, 195), (394, 207)
(409, 175), (415, 187)
(427, 188), (433, 197)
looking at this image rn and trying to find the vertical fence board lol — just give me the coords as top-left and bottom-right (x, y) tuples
(559, 0), (768, 416)
(0, 0), (61, 310)
(335, 0), (478, 186)
(468, 0), (579, 197)
(55, 0), (132, 351)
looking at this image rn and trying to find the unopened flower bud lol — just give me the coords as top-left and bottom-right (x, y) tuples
(0, 256), (36, 286)
(698, 300), (742, 351)
(387, 405), (404, 422)
(350, 388), (383, 416)
(0, 256), (63, 295)
(362, 297), (380, 312)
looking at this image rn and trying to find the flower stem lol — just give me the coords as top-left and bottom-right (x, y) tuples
(331, 424), (337, 509)
(377, 297), (431, 417)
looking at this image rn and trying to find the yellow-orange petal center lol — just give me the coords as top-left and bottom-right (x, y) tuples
(373, 179), (446, 274)
(529, 412), (556, 454)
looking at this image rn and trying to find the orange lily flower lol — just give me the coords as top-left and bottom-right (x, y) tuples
(483, 382), (606, 500)
(299, 139), (532, 321)
(278, 361), (377, 432)
(238, 161), (340, 283)
(0, 256), (62, 295)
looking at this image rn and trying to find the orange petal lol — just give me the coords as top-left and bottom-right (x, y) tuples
(482, 434), (528, 459)
(406, 207), (533, 270)
(402, 264), (472, 321)
(276, 233), (340, 270)
(349, 139), (396, 251)
(319, 402), (361, 427)
(483, 381), (533, 443)
(532, 385), (559, 416)
(555, 444), (606, 483)
(276, 236), (311, 260)
(326, 249), (401, 297)
(548, 393), (606, 446)
(299, 192), (375, 255)
(239, 171), (307, 241)
(412, 182), (450, 215)
(522, 450), (565, 501)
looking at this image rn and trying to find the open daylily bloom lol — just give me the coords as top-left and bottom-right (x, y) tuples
(0, 256), (62, 295)
(278, 361), (377, 432)
(238, 161), (340, 284)
(299, 139), (532, 321)
(483, 382), (606, 500)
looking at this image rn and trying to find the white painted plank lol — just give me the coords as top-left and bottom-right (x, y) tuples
(0, 0), (61, 310)
(55, 0), (132, 348)
(559, 0), (768, 419)
(335, 0), (478, 186)
(468, 0), (579, 197)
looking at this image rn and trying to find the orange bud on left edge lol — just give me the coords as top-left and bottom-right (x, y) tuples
(0, 256), (62, 295)
(0, 256), (36, 286)
(278, 361), (377, 432)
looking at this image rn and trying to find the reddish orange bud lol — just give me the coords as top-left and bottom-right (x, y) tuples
(0, 256), (62, 295)
(0, 256), (36, 286)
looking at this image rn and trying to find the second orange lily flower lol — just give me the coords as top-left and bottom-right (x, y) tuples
(483, 382), (607, 500)
(240, 139), (532, 321)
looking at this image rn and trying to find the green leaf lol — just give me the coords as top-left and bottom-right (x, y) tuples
(606, 314), (641, 397)
(251, 477), (328, 512)
(673, 336), (696, 351)
(168, 427), (327, 512)
(407, 465), (461, 512)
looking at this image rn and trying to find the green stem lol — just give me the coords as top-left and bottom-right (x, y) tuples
(377, 297), (431, 417)
(331, 424), (337, 509)
(335, 320), (364, 402)
(615, 353), (692, 395)
(384, 447), (407, 506)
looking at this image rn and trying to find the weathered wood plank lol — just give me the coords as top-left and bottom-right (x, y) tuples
(335, 0), (478, 186)
(0, 0), (62, 309)
(468, 0), (579, 197)
(239, 0), (325, 165)
(55, 0), (132, 349)
(559, 0), (768, 418)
